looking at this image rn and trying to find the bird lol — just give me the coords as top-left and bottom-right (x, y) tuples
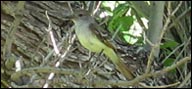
(69, 9), (134, 80)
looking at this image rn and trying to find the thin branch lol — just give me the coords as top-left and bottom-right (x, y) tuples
(161, 42), (185, 64)
(159, 2), (171, 43)
(43, 11), (76, 88)
(2, 1), (25, 58)
(174, 37), (191, 63)
(111, 24), (122, 41)
(139, 82), (180, 88)
(145, 46), (155, 73)
(45, 11), (60, 55)
(168, 6), (191, 30)
(11, 56), (190, 87)
(92, 1), (102, 16)
(178, 72), (191, 88)
(143, 31), (155, 47)
(171, 1), (183, 16)
(68, 2), (74, 14)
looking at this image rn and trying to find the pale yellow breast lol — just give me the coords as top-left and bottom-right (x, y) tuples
(74, 21), (107, 53)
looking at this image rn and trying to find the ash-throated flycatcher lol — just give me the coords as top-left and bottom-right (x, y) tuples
(69, 9), (133, 80)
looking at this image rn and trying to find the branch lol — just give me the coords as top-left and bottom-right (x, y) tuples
(11, 56), (190, 87)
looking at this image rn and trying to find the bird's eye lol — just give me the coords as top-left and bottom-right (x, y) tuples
(78, 13), (83, 17)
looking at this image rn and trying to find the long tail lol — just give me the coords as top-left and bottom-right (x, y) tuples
(104, 48), (134, 80)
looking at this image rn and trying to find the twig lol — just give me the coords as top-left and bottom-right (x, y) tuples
(178, 72), (191, 88)
(67, 2), (74, 14)
(45, 11), (60, 55)
(10, 56), (190, 87)
(81, 55), (190, 86)
(11, 67), (83, 78)
(43, 11), (76, 88)
(145, 2), (171, 73)
(159, 1), (171, 43)
(161, 42), (185, 64)
(40, 36), (68, 66)
(139, 82), (180, 88)
(92, 1), (102, 16)
(167, 6), (191, 30)
(111, 24), (122, 41)
(143, 31), (155, 47)
(145, 46), (155, 73)
(174, 37), (191, 63)
(171, 1), (183, 16)
(2, 1), (25, 58)
(155, 56), (190, 76)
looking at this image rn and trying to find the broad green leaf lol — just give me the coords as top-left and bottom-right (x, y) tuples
(116, 16), (134, 31)
(108, 3), (130, 31)
(163, 58), (176, 74)
(160, 41), (179, 49)
(163, 58), (174, 66)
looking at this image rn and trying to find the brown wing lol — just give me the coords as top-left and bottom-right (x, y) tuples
(89, 23), (116, 50)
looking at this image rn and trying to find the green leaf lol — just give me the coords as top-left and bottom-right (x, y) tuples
(108, 15), (134, 32)
(116, 16), (134, 31)
(163, 58), (177, 74)
(108, 3), (130, 31)
(135, 36), (144, 44)
(163, 58), (174, 66)
(160, 41), (179, 49)
(123, 34), (138, 44)
(113, 3), (128, 14)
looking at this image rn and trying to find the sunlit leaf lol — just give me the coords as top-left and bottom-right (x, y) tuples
(116, 16), (134, 31)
